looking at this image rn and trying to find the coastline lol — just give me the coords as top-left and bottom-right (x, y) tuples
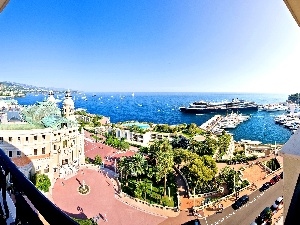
(14, 92), (292, 145)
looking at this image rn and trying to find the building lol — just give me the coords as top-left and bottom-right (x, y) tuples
(0, 91), (85, 183)
(0, 0), (9, 13)
(279, 1), (300, 224)
(113, 127), (179, 146)
(284, 0), (300, 26)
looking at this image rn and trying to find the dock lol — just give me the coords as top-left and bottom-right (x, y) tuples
(200, 115), (222, 132)
(200, 112), (250, 135)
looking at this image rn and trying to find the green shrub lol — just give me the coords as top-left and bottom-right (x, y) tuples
(161, 196), (174, 207)
(266, 158), (281, 171)
(73, 218), (97, 225)
(31, 173), (51, 192)
(93, 155), (102, 165)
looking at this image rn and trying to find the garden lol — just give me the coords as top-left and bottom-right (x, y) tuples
(265, 158), (281, 171)
(121, 173), (177, 207)
(117, 140), (177, 207)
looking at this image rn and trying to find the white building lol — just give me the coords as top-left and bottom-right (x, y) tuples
(0, 91), (85, 182)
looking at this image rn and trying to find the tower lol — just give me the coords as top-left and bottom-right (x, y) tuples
(47, 90), (56, 103)
(62, 90), (75, 121)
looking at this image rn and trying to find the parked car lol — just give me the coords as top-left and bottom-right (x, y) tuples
(275, 196), (283, 209)
(259, 182), (270, 192)
(254, 216), (267, 225)
(255, 207), (273, 224)
(194, 219), (201, 225)
(270, 203), (278, 214)
(232, 195), (249, 210)
(269, 175), (280, 185)
(279, 172), (283, 179)
(258, 207), (272, 224)
(250, 221), (258, 225)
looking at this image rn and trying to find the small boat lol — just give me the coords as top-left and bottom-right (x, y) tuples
(132, 93), (135, 97)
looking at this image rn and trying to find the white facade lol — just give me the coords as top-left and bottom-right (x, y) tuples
(0, 91), (85, 183)
(113, 128), (176, 146)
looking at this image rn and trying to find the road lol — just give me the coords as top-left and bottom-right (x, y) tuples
(199, 179), (283, 225)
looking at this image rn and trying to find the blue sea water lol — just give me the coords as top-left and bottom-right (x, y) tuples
(15, 92), (292, 145)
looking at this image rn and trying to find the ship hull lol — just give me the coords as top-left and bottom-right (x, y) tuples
(179, 106), (259, 114)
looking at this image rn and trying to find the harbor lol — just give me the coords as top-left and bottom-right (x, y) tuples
(14, 92), (293, 145)
(200, 112), (251, 135)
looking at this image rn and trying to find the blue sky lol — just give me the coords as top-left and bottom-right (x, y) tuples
(0, 0), (300, 93)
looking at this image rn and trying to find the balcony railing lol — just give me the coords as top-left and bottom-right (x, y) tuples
(0, 148), (78, 225)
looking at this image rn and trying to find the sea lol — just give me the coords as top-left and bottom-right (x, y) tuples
(15, 92), (293, 145)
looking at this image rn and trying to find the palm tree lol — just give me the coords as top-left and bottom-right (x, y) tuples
(117, 157), (126, 181)
(159, 150), (174, 196)
(132, 153), (147, 181)
(154, 140), (174, 196)
(118, 157), (134, 186)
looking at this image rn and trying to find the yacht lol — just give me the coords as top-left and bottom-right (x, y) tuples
(179, 98), (258, 114)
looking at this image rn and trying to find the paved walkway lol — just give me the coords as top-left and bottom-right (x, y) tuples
(50, 130), (284, 224)
(51, 167), (166, 225)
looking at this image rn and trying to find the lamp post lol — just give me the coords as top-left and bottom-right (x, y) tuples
(233, 171), (237, 200)
(193, 187), (196, 208)
(95, 128), (98, 143)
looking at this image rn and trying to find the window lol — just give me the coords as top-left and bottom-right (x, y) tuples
(42, 147), (45, 154)
(18, 137), (21, 141)
(42, 135), (46, 140)
(9, 137), (12, 142)
(34, 135), (37, 141)
(26, 137), (29, 141)
(0, 137), (3, 144)
(34, 149), (37, 155)
(17, 151), (21, 156)
(54, 145), (56, 150)
(8, 151), (12, 157)
(63, 140), (67, 148)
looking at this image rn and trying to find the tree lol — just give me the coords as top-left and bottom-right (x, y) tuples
(190, 136), (217, 156)
(181, 154), (218, 192)
(132, 153), (147, 180)
(218, 133), (232, 157)
(148, 139), (174, 196)
(135, 181), (148, 200)
(93, 155), (102, 165)
(187, 123), (198, 135)
(173, 148), (192, 168)
(117, 157), (134, 186)
(31, 173), (51, 192)
(171, 135), (190, 149)
(117, 157), (127, 181)
(217, 166), (240, 194)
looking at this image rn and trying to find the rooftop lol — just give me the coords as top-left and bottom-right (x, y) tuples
(284, 0), (300, 26)
(280, 129), (300, 156)
(0, 0), (9, 13)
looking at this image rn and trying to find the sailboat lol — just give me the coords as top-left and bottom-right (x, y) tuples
(132, 93), (135, 97)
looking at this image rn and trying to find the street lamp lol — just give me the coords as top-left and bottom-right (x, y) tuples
(95, 128), (98, 143)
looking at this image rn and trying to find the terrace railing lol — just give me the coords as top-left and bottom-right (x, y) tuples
(0, 148), (78, 225)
